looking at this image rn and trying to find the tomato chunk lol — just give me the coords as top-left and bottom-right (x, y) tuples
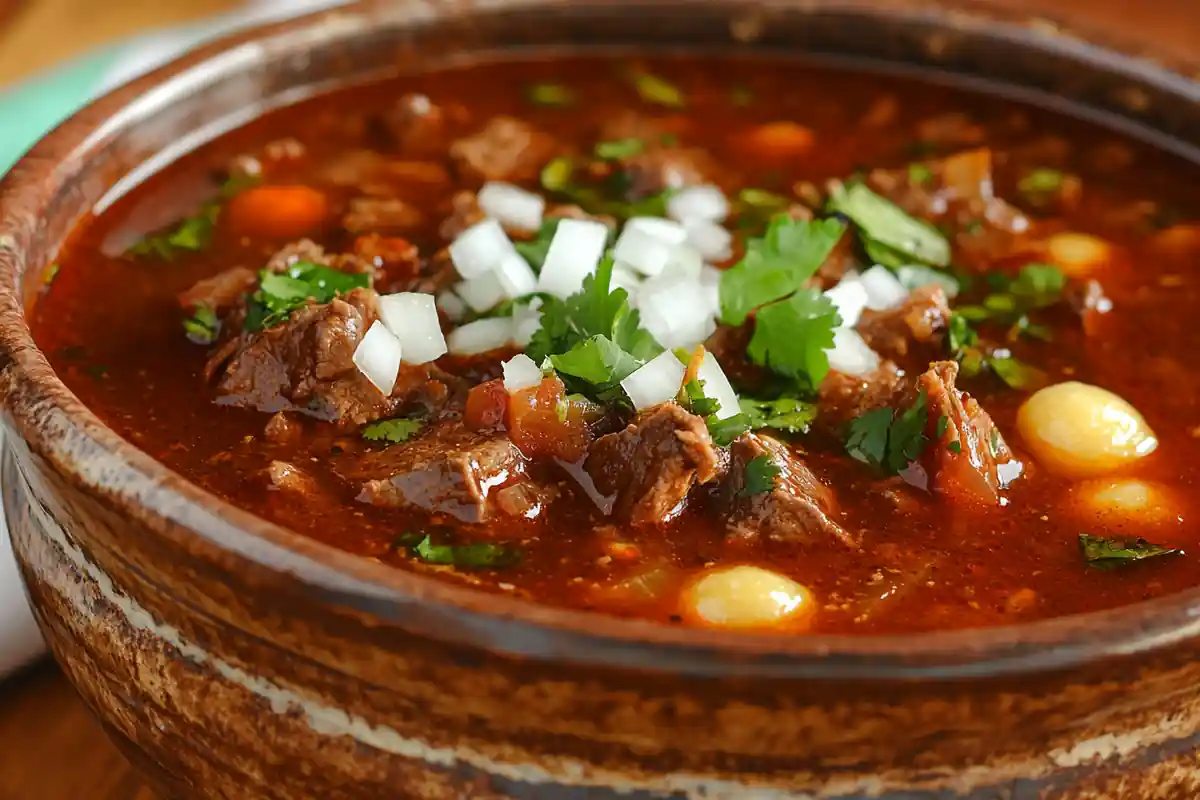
(465, 379), (509, 431)
(507, 376), (595, 462)
(226, 185), (329, 239)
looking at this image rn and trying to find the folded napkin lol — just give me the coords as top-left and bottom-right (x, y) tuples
(0, 0), (339, 679)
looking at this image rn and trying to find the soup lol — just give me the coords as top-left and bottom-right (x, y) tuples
(33, 53), (1200, 635)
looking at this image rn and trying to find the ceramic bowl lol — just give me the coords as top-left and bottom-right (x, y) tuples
(4, 2), (1200, 797)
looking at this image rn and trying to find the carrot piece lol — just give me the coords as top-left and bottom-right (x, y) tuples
(741, 122), (815, 157)
(226, 185), (329, 238)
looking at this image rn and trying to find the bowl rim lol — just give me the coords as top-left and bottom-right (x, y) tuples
(4, 0), (1200, 681)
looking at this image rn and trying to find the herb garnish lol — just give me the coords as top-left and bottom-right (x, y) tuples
(954, 263), (1065, 343)
(680, 378), (721, 417)
(527, 83), (575, 108)
(845, 390), (930, 475)
(740, 454), (781, 496)
(631, 71), (685, 108)
(746, 288), (842, 392)
(183, 305), (219, 345)
(730, 85), (754, 107)
(362, 418), (424, 444)
(948, 313), (1048, 390)
(43, 263), (60, 288)
(128, 202), (220, 260)
(828, 181), (951, 268)
(540, 157), (574, 192)
(513, 219), (562, 271)
(719, 216), (845, 326)
(1017, 168), (1066, 198)
(1079, 534), (1183, 570)
(738, 396), (817, 435)
(244, 261), (371, 331)
(595, 138), (645, 160)
(409, 535), (522, 568)
(908, 163), (934, 185)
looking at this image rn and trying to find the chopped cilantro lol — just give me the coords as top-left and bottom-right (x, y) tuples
(948, 439), (963, 454)
(680, 379), (721, 417)
(707, 413), (752, 447)
(183, 305), (219, 345)
(1018, 168), (1066, 197)
(719, 216), (846, 326)
(1079, 534), (1183, 570)
(540, 157), (574, 192)
(730, 85), (754, 107)
(43, 263), (60, 287)
(740, 454), (781, 496)
(828, 181), (950, 267)
(947, 312), (979, 353)
(738, 188), (789, 209)
(988, 353), (1049, 390)
(738, 396), (818, 434)
(244, 261), (371, 331)
(845, 390), (930, 475)
(1007, 263), (1066, 307)
(595, 138), (645, 160)
(362, 418), (424, 444)
(631, 71), (685, 108)
(908, 163), (934, 185)
(746, 288), (842, 391)
(549, 335), (642, 392)
(513, 219), (561, 271)
(411, 536), (522, 569)
(527, 82), (575, 108)
(128, 202), (220, 259)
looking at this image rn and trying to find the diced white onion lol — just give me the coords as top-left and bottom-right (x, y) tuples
(610, 265), (644, 295)
(667, 184), (729, 224)
(377, 292), (448, 365)
(455, 272), (506, 313)
(436, 290), (467, 323)
(696, 351), (740, 419)
(352, 321), (403, 395)
(625, 216), (688, 245)
(447, 317), (514, 355)
(621, 351), (686, 411)
(895, 265), (960, 299)
(699, 264), (723, 315)
(824, 276), (869, 328)
(663, 243), (704, 281)
(859, 265), (909, 311)
(448, 218), (515, 279)
(536, 219), (609, 298)
(478, 182), (545, 231)
(502, 354), (544, 393)
(638, 281), (716, 349)
(494, 251), (538, 299)
(826, 327), (880, 378)
(511, 300), (543, 348)
(612, 225), (677, 277)
(685, 219), (733, 262)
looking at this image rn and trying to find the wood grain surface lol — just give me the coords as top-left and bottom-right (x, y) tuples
(0, 1), (1195, 799)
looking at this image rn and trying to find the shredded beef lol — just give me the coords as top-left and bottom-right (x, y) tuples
(206, 288), (453, 426)
(450, 116), (556, 183)
(338, 422), (528, 524)
(856, 285), (951, 369)
(178, 266), (257, 311)
(584, 403), (720, 526)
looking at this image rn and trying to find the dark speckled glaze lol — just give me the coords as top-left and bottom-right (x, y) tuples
(5, 2), (1200, 797)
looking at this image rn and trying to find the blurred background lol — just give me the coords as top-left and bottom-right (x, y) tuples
(0, 0), (1195, 797)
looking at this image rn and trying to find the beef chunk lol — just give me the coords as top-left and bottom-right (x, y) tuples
(342, 197), (424, 234)
(339, 422), (528, 524)
(264, 412), (302, 443)
(856, 285), (951, 369)
(384, 93), (463, 156)
(719, 434), (855, 547)
(817, 361), (907, 433)
(207, 288), (452, 426)
(495, 480), (559, 520)
(450, 116), (556, 183)
(811, 229), (858, 288)
(268, 461), (320, 496)
(439, 190), (487, 241)
(178, 266), (257, 311)
(917, 361), (1023, 506)
(584, 403), (720, 526)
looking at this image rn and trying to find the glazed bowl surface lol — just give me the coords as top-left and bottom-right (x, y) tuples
(5, 1), (1200, 798)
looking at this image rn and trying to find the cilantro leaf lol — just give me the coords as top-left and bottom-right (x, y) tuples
(631, 71), (685, 108)
(1007, 263), (1066, 307)
(908, 163), (933, 185)
(540, 157), (574, 192)
(707, 413), (752, 447)
(550, 335), (642, 389)
(738, 396), (818, 434)
(987, 353), (1049, 391)
(740, 454), (781, 496)
(362, 418), (424, 444)
(411, 536), (522, 569)
(595, 138), (645, 160)
(845, 390), (930, 475)
(746, 288), (842, 391)
(183, 305), (219, 345)
(681, 379), (721, 417)
(828, 181), (950, 267)
(128, 202), (220, 260)
(244, 261), (371, 331)
(719, 216), (846, 325)
(1018, 168), (1065, 197)
(1079, 534), (1183, 570)
(513, 219), (560, 271)
(527, 82), (575, 108)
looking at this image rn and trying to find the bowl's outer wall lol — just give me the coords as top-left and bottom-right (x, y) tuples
(6, 1), (1200, 797)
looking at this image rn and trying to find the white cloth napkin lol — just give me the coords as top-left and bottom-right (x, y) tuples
(0, 0), (340, 680)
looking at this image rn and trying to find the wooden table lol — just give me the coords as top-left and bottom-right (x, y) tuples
(0, 0), (1197, 798)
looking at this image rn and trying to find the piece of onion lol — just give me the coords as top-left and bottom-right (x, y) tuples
(511, 298), (543, 348)
(536, 218), (609, 298)
(352, 320), (403, 395)
(494, 251), (538, 299)
(378, 292), (448, 364)
(826, 327), (880, 377)
(638, 281), (715, 349)
(448, 218), (515, 279)
(610, 265), (644, 295)
(612, 225), (679, 277)
(621, 351), (686, 411)
(447, 317), (514, 355)
(696, 351), (740, 419)
(859, 265), (908, 311)
(824, 276), (869, 328)
(625, 216), (688, 245)
(436, 290), (467, 322)
(455, 272), (506, 313)
(685, 220), (733, 262)
(477, 182), (545, 231)
(699, 264), (723, 315)
(667, 184), (729, 224)
(502, 354), (544, 393)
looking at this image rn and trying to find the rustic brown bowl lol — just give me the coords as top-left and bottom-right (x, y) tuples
(5, 1), (1200, 797)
